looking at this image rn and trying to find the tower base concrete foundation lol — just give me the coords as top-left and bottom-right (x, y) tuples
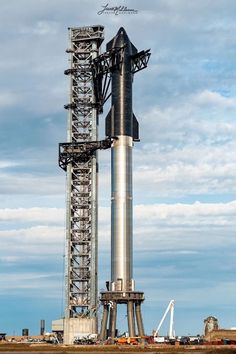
(63, 318), (97, 344)
(99, 291), (145, 341)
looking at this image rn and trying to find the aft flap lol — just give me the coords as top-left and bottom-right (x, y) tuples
(105, 108), (112, 137)
(133, 113), (139, 141)
(106, 38), (114, 51)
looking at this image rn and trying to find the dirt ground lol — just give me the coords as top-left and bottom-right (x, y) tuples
(1, 343), (236, 354)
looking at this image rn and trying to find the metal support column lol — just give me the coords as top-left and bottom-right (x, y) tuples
(108, 302), (117, 339)
(127, 301), (135, 337)
(135, 301), (144, 336)
(100, 304), (109, 341)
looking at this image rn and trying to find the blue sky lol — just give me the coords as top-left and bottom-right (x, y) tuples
(0, 0), (236, 337)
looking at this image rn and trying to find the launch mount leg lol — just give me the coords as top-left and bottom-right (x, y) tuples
(127, 301), (135, 337)
(135, 301), (145, 336)
(100, 304), (109, 341)
(108, 302), (117, 339)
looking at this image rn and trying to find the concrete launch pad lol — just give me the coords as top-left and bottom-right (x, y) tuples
(63, 318), (97, 345)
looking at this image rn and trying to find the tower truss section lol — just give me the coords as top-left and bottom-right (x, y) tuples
(61, 25), (104, 343)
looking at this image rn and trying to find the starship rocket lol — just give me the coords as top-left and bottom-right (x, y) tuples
(106, 27), (141, 293)
(100, 27), (150, 339)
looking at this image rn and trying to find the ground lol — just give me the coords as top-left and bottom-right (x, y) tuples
(1, 343), (236, 354)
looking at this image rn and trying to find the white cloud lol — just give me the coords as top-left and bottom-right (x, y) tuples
(135, 200), (236, 224)
(134, 161), (236, 197)
(0, 207), (64, 224)
(0, 272), (62, 297)
(99, 200), (236, 252)
(0, 226), (64, 256)
(0, 161), (20, 169)
(146, 280), (236, 307)
(140, 91), (236, 144)
(20, 21), (60, 36)
(1, 200), (234, 264)
(0, 92), (18, 107)
(194, 90), (236, 108)
(100, 137), (236, 198)
(0, 256), (19, 264)
(0, 172), (64, 195)
(34, 21), (59, 35)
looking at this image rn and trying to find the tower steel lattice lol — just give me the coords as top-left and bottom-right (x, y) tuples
(60, 26), (104, 339)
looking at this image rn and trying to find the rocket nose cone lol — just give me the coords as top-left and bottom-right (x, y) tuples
(116, 27), (130, 45)
(116, 27), (129, 40)
(117, 27), (127, 37)
(107, 27), (129, 50)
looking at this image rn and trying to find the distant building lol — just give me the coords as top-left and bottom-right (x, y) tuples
(204, 329), (236, 342)
(204, 316), (219, 336)
(0, 333), (6, 341)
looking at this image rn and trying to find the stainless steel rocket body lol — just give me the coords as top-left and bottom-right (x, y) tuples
(106, 28), (138, 292)
(111, 136), (133, 292)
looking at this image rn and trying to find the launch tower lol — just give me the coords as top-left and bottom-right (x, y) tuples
(59, 25), (105, 344)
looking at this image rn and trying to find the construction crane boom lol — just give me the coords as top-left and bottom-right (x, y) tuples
(154, 300), (175, 338)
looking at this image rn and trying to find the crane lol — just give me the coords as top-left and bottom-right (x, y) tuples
(154, 300), (175, 339)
